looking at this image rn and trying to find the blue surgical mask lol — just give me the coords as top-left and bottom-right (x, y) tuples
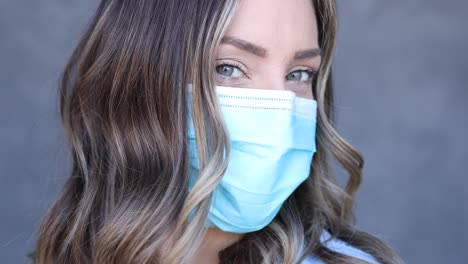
(187, 85), (317, 233)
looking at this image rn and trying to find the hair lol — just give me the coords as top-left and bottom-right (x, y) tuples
(31, 0), (403, 263)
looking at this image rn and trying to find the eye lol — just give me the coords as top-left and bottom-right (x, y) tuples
(286, 70), (316, 82)
(215, 64), (244, 77)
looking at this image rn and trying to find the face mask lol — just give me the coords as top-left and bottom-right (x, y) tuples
(187, 85), (317, 233)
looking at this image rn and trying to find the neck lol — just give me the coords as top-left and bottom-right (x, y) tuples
(191, 227), (245, 264)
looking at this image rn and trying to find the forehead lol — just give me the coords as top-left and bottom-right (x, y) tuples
(224, 0), (319, 54)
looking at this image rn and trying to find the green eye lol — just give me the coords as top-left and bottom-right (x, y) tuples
(215, 64), (243, 77)
(286, 70), (313, 81)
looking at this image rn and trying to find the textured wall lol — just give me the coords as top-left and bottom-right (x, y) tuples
(334, 1), (468, 263)
(1, 0), (466, 263)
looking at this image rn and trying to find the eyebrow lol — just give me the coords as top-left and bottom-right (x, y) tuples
(220, 36), (322, 60)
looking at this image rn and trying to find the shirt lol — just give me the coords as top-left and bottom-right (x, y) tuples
(302, 230), (379, 264)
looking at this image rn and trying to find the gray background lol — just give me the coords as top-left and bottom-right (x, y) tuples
(1, 0), (466, 263)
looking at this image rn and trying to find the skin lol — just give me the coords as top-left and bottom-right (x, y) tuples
(213, 0), (321, 100)
(191, 0), (321, 262)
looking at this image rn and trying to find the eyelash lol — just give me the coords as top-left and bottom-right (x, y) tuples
(215, 62), (318, 83)
(216, 62), (248, 81)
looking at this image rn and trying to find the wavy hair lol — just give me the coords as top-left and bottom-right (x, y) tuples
(31, 0), (403, 263)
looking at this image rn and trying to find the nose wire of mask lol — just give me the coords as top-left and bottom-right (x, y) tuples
(186, 85), (317, 233)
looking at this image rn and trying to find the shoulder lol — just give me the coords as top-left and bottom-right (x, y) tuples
(301, 230), (379, 264)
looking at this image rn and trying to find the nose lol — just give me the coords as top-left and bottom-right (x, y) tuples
(255, 74), (286, 91)
(255, 83), (285, 91)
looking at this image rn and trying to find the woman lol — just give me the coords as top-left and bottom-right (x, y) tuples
(32, 0), (403, 263)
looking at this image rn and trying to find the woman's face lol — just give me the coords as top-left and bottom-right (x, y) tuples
(215, 0), (321, 99)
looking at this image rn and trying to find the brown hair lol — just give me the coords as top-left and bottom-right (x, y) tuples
(31, 0), (403, 263)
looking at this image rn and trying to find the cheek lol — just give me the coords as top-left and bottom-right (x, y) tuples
(296, 87), (314, 99)
(284, 78), (315, 99)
